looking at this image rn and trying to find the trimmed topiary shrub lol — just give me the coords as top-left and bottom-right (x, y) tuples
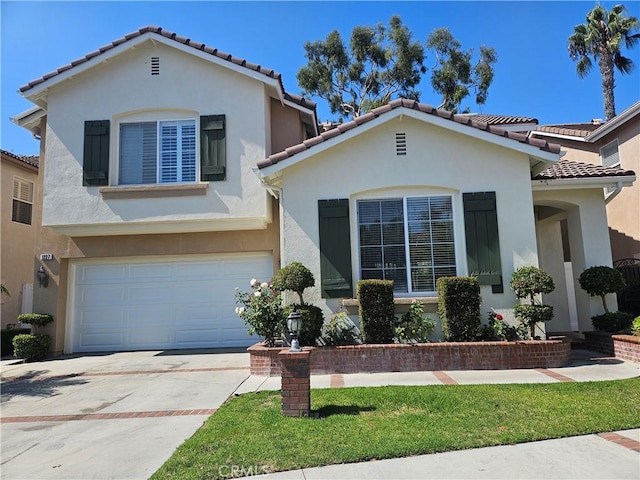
(436, 276), (481, 342)
(12, 334), (51, 362)
(283, 303), (324, 346)
(272, 262), (315, 305)
(17, 313), (54, 333)
(1, 328), (31, 357)
(510, 266), (555, 339)
(578, 266), (626, 314)
(592, 311), (634, 333)
(357, 280), (395, 344)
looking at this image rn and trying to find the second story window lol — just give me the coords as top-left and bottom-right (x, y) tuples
(119, 120), (196, 184)
(12, 177), (34, 225)
(600, 139), (620, 168)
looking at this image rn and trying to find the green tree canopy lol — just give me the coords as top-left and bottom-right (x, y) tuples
(297, 16), (497, 120)
(568, 4), (640, 120)
(297, 15), (426, 120)
(426, 27), (497, 113)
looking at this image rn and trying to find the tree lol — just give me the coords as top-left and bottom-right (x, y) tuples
(578, 265), (626, 314)
(510, 266), (555, 339)
(272, 261), (315, 305)
(568, 4), (640, 120)
(426, 28), (497, 113)
(297, 16), (426, 120)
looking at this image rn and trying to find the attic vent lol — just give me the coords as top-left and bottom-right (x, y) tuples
(395, 133), (407, 156)
(151, 57), (160, 75)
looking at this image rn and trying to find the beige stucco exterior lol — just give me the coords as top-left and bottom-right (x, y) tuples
(1, 151), (39, 328)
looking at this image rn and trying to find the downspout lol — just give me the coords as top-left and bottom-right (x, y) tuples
(605, 180), (623, 204)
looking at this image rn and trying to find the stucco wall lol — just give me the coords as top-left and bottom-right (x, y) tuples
(42, 40), (271, 232)
(1, 156), (38, 327)
(270, 98), (305, 155)
(277, 115), (540, 321)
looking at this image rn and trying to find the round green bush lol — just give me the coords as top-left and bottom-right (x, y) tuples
(272, 262), (315, 305)
(578, 266), (626, 313)
(632, 316), (640, 337)
(12, 334), (51, 362)
(592, 311), (634, 333)
(17, 313), (54, 333)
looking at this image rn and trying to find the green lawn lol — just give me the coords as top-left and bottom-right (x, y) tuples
(153, 378), (640, 479)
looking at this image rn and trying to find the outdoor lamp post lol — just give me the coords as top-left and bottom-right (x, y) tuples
(287, 309), (302, 352)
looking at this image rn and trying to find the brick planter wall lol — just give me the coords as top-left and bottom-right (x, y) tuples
(584, 331), (615, 356)
(249, 341), (571, 376)
(612, 335), (640, 363)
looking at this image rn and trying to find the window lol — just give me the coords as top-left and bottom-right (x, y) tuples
(119, 120), (196, 185)
(12, 177), (34, 225)
(600, 139), (620, 168)
(357, 196), (456, 293)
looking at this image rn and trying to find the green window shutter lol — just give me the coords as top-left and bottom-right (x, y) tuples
(319, 199), (353, 298)
(83, 120), (110, 186)
(463, 192), (503, 293)
(200, 115), (226, 181)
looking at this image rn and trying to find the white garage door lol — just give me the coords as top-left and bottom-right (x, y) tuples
(68, 253), (272, 353)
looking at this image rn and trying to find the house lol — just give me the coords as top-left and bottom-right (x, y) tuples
(531, 102), (640, 262)
(12, 26), (636, 354)
(1, 149), (39, 329)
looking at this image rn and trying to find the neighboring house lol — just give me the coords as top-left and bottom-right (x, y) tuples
(1, 149), (39, 329)
(12, 26), (636, 354)
(531, 102), (640, 261)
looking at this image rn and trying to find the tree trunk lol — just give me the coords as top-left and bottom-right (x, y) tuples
(601, 294), (609, 314)
(598, 48), (616, 121)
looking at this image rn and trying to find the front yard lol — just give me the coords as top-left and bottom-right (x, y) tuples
(152, 378), (640, 479)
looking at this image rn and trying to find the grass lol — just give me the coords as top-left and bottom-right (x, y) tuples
(152, 378), (640, 479)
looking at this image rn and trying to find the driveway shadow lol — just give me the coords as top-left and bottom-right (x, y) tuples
(1, 371), (88, 401)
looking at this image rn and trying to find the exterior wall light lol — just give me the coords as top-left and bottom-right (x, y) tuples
(287, 309), (302, 352)
(37, 264), (49, 288)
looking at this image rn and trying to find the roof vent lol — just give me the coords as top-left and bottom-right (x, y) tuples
(396, 133), (407, 156)
(591, 118), (603, 125)
(151, 57), (160, 75)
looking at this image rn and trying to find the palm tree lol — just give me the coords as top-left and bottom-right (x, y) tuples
(0, 284), (9, 296)
(568, 4), (640, 120)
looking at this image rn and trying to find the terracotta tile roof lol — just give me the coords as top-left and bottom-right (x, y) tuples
(534, 122), (602, 138)
(534, 160), (635, 180)
(258, 99), (561, 169)
(19, 26), (316, 111)
(463, 113), (538, 125)
(1, 149), (39, 168)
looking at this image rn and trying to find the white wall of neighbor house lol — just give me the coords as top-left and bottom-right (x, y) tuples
(41, 40), (270, 230)
(277, 115), (541, 322)
(533, 188), (616, 331)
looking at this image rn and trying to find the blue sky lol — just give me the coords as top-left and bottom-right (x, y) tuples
(2, 1), (639, 156)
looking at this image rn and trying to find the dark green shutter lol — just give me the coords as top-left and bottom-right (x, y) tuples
(200, 115), (226, 181)
(319, 199), (353, 298)
(463, 192), (503, 293)
(83, 120), (110, 186)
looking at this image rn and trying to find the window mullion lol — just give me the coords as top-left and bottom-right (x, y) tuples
(403, 197), (412, 294)
(176, 123), (183, 183)
(156, 121), (161, 183)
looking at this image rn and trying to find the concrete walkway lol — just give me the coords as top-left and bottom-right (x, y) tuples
(1, 348), (638, 480)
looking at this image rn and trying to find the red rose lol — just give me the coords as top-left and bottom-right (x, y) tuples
(496, 314), (503, 321)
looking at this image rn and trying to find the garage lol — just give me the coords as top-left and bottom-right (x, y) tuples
(67, 253), (273, 353)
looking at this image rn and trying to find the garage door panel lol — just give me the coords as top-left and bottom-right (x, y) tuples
(70, 253), (272, 353)
(78, 285), (127, 306)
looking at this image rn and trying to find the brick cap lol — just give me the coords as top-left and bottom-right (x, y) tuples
(279, 349), (311, 360)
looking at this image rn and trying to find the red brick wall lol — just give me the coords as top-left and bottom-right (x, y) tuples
(584, 331), (615, 356)
(279, 350), (311, 417)
(612, 335), (640, 363)
(249, 341), (572, 376)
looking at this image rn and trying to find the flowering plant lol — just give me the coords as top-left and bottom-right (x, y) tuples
(483, 310), (527, 341)
(235, 278), (285, 347)
(395, 299), (436, 343)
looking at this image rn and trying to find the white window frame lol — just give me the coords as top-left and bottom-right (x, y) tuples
(600, 139), (620, 168)
(117, 118), (197, 186)
(12, 176), (34, 225)
(355, 194), (457, 295)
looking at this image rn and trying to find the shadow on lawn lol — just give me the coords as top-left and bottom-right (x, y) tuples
(313, 404), (376, 418)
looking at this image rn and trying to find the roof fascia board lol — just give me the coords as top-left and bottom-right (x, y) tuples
(531, 130), (587, 142)
(10, 106), (46, 134)
(21, 32), (284, 103)
(260, 107), (558, 178)
(587, 101), (640, 142)
(531, 175), (636, 191)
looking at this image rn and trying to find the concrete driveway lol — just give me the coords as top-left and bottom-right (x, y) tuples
(1, 349), (253, 480)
